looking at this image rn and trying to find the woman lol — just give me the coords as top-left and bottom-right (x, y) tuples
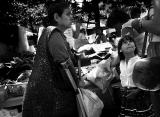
(22, 1), (79, 117)
(22, 1), (102, 116)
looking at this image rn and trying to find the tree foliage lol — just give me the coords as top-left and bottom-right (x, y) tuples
(0, 0), (152, 28)
(75, 0), (151, 28)
(0, 0), (46, 27)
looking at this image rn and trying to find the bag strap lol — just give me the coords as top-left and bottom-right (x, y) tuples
(45, 26), (87, 117)
(141, 6), (151, 58)
(61, 60), (87, 117)
(60, 59), (79, 90)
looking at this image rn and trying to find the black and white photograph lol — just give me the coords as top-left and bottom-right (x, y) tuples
(0, 0), (160, 117)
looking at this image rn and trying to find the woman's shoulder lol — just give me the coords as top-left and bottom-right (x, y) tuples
(46, 27), (65, 40)
(46, 26), (61, 35)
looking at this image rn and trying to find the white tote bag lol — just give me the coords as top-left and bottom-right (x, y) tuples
(80, 88), (104, 117)
(61, 59), (104, 117)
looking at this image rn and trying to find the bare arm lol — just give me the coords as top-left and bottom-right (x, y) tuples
(132, 0), (160, 36)
(142, 0), (160, 35)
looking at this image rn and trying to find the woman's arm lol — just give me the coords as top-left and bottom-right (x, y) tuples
(132, 0), (160, 36)
(48, 31), (79, 83)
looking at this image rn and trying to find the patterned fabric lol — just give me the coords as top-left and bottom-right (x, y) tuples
(22, 27), (78, 117)
(119, 87), (154, 117)
(147, 42), (160, 57)
(147, 41), (160, 117)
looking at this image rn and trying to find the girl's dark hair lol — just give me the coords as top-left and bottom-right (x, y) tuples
(118, 35), (138, 60)
(47, 1), (70, 26)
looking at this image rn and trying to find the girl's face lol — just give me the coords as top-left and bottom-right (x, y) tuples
(57, 8), (72, 29)
(121, 40), (136, 54)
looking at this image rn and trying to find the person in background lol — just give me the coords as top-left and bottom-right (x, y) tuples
(74, 28), (89, 51)
(78, 28), (87, 40)
(110, 35), (154, 117)
(64, 22), (81, 49)
(95, 28), (107, 44)
(64, 27), (75, 48)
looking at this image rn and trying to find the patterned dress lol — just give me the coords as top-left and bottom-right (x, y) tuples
(22, 27), (78, 117)
(147, 34), (160, 117)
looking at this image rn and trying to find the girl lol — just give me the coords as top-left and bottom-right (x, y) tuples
(110, 35), (154, 117)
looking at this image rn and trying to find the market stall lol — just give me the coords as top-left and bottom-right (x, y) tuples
(0, 82), (27, 117)
(0, 51), (34, 117)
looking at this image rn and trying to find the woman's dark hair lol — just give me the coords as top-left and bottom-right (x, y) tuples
(107, 8), (130, 28)
(118, 35), (138, 60)
(47, 1), (70, 26)
(129, 6), (141, 19)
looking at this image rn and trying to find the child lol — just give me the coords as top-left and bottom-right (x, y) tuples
(110, 35), (154, 117)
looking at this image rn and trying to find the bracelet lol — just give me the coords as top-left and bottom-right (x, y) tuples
(139, 19), (143, 30)
(132, 18), (143, 33)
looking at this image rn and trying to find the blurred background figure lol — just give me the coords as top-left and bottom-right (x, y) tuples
(107, 8), (130, 37)
(74, 28), (89, 51)
(95, 28), (107, 44)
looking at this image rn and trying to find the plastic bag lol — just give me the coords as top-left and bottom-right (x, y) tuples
(86, 58), (113, 92)
(80, 88), (104, 117)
